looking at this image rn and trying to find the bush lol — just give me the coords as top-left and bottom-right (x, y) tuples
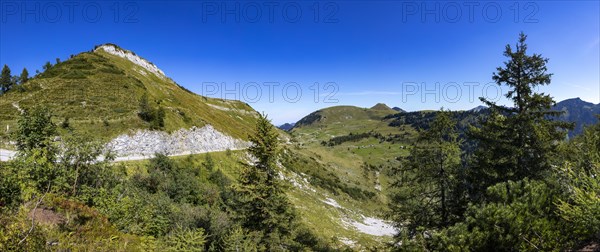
(151, 107), (165, 130)
(138, 94), (165, 130)
(60, 117), (70, 129)
(431, 179), (573, 251)
(135, 154), (203, 204)
(221, 227), (260, 252)
(162, 226), (207, 252)
(0, 163), (21, 209)
(138, 94), (154, 122)
(0, 208), (48, 251)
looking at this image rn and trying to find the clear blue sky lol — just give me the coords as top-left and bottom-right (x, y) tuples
(1, 1), (599, 124)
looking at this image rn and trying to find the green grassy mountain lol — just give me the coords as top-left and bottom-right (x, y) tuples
(370, 103), (394, 111)
(0, 46), (400, 250)
(0, 44), (258, 143)
(290, 105), (418, 172)
(294, 105), (397, 131)
(283, 105), (418, 247)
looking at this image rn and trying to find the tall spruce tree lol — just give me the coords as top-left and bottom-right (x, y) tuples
(233, 113), (296, 249)
(390, 110), (465, 238)
(153, 106), (166, 129)
(19, 68), (29, 84)
(0, 64), (12, 93)
(468, 33), (571, 200)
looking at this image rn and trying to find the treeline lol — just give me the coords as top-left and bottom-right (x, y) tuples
(0, 58), (66, 95)
(0, 65), (29, 94)
(388, 33), (600, 251)
(321, 131), (408, 147)
(385, 109), (486, 133)
(0, 108), (333, 251)
(321, 132), (372, 146)
(385, 108), (487, 152)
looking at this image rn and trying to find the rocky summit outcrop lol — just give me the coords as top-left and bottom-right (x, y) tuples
(106, 125), (250, 157)
(95, 44), (166, 78)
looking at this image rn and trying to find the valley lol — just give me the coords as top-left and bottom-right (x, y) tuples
(1, 39), (599, 251)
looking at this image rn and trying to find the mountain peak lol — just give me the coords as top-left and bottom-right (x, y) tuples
(556, 97), (595, 108)
(94, 43), (166, 78)
(469, 105), (487, 112)
(392, 106), (405, 112)
(278, 123), (296, 131)
(371, 103), (392, 110)
(562, 97), (583, 103)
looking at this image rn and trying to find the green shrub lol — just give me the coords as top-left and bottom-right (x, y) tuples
(0, 208), (48, 251)
(431, 179), (573, 251)
(0, 163), (21, 209)
(162, 226), (207, 252)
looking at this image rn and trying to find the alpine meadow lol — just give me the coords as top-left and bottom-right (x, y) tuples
(1, 1), (599, 251)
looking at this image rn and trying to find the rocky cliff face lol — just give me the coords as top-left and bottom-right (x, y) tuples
(95, 44), (166, 78)
(106, 125), (250, 157)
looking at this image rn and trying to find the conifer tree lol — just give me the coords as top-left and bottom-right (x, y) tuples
(138, 93), (154, 122)
(390, 110), (464, 238)
(155, 106), (165, 129)
(468, 33), (571, 200)
(19, 68), (29, 84)
(42, 61), (52, 71)
(0, 64), (12, 93)
(233, 113), (296, 249)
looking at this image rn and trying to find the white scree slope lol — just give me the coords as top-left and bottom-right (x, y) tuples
(106, 125), (250, 158)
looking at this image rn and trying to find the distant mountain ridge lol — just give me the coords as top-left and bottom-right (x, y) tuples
(278, 123), (296, 131)
(469, 105), (487, 112)
(392, 107), (406, 112)
(552, 97), (600, 137)
(291, 98), (599, 138)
